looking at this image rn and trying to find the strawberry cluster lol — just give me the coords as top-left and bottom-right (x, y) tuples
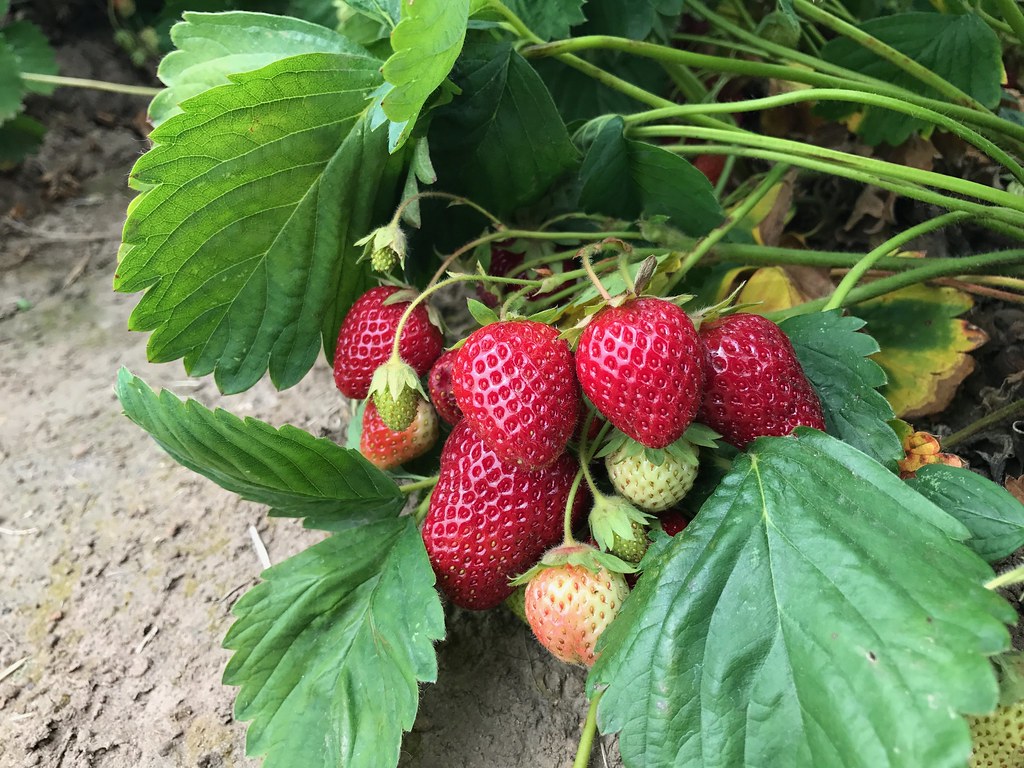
(333, 278), (825, 667)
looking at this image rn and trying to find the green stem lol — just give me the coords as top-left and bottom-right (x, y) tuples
(670, 163), (791, 289)
(986, 563), (1024, 591)
(941, 398), (1024, 449)
(791, 0), (989, 112)
(769, 249), (1024, 318)
(824, 212), (972, 311)
(573, 691), (604, 768)
(398, 476), (439, 494)
(563, 470), (586, 543)
(640, 126), (1024, 213)
(625, 89), (1024, 185)
(394, 191), (504, 230)
(21, 72), (161, 97)
(994, 0), (1024, 48)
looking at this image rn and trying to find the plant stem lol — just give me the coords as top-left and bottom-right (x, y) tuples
(791, 0), (989, 111)
(941, 399), (1024, 449)
(625, 89), (1024, 185)
(824, 211), (972, 311)
(563, 470), (586, 543)
(21, 72), (161, 96)
(993, 0), (1024, 49)
(573, 691), (604, 768)
(986, 563), (1024, 591)
(669, 163), (791, 290)
(398, 477), (439, 494)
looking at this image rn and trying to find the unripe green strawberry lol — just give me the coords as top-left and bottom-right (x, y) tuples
(360, 399), (438, 470)
(606, 440), (699, 512)
(611, 520), (648, 564)
(968, 702), (1024, 767)
(372, 385), (418, 431)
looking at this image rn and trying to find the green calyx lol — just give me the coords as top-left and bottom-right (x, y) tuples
(356, 221), (407, 274)
(368, 357), (426, 431)
(510, 542), (636, 587)
(589, 494), (651, 559)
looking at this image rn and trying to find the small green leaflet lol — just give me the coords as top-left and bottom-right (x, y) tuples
(429, 40), (579, 215)
(0, 33), (24, 123)
(504, 0), (586, 40)
(908, 464), (1024, 564)
(780, 310), (902, 468)
(820, 13), (1002, 145)
(2, 20), (57, 95)
(224, 517), (445, 768)
(115, 370), (405, 530)
(116, 53), (404, 395)
(345, 0), (401, 28)
(381, 0), (470, 151)
(0, 114), (44, 163)
(590, 429), (1013, 768)
(579, 116), (723, 236)
(149, 12), (368, 126)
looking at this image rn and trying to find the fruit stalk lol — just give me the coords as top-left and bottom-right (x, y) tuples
(572, 691), (604, 768)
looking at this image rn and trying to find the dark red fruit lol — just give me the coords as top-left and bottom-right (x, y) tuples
(333, 286), (443, 400)
(659, 510), (690, 537)
(699, 312), (826, 449)
(693, 154), (726, 186)
(428, 349), (462, 426)
(476, 244), (525, 308)
(453, 320), (578, 470)
(422, 422), (588, 610)
(575, 297), (704, 449)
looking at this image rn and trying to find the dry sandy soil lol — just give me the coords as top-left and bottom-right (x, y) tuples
(0, 41), (618, 768)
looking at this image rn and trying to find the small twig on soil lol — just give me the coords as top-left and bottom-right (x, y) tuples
(248, 525), (272, 571)
(942, 399), (1024, 450)
(0, 526), (39, 536)
(62, 255), (92, 290)
(134, 624), (159, 654)
(2, 217), (121, 243)
(0, 656), (29, 684)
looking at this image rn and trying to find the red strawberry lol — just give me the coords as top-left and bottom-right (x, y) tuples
(693, 154), (726, 186)
(476, 244), (525, 308)
(575, 297), (704, 449)
(333, 286), (443, 400)
(524, 544), (629, 666)
(422, 422), (588, 610)
(427, 349), (462, 426)
(699, 313), (825, 448)
(453, 320), (578, 470)
(360, 398), (438, 470)
(659, 510), (690, 537)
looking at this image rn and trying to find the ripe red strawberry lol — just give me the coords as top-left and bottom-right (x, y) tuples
(422, 422), (588, 610)
(453, 320), (578, 470)
(575, 297), (704, 448)
(658, 510), (690, 537)
(360, 398), (438, 470)
(693, 154), (726, 186)
(427, 349), (462, 426)
(524, 544), (629, 666)
(333, 286), (443, 400)
(699, 313), (825, 448)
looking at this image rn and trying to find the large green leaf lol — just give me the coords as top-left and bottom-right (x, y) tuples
(346, 0), (401, 27)
(224, 516), (445, 768)
(0, 33), (24, 123)
(116, 53), (405, 395)
(576, 0), (685, 40)
(149, 12), (367, 126)
(590, 429), (1013, 768)
(534, 54), (669, 123)
(2, 20), (57, 95)
(579, 116), (723, 235)
(781, 310), (902, 469)
(504, 0), (586, 40)
(381, 0), (469, 149)
(428, 40), (579, 215)
(820, 13), (1002, 145)
(115, 370), (404, 529)
(908, 464), (1024, 564)
(0, 114), (44, 164)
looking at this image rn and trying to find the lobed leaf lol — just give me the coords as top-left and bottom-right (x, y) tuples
(2, 20), (57, 95)
(0, 32), (24, 123)
(224, 517), (445, 768)
(115, 369), (404, 529)
(116, 53), (405, 394)
(504, 0), (586, 40)
(781, 310), (902, 469)
(590, 429), (1013, 768)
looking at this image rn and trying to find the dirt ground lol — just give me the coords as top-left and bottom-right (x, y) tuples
(0, 39), (617, 768)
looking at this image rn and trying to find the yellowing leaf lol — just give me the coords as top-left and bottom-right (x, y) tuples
(736, 266), (808, 313)
(857, 284), (988, 418)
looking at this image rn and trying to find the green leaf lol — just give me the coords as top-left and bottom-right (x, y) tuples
(590, 429), (1013, 768)
(465, 298), (499, 327)
(0, 33), (25, 123)
(2, 21), (57, 95)
(116, 53), (405, 395)
(579, 116), (723, 236)
(115, 369), (405, 530)
(780, 310), (902, 469)
(0, 114), (44, 164)
(907, 464), (1024, 564)
(149, 11), (368, 126)
(820, 13), (1002, 145)
(534, 54), (669, 124)
(504, 0), (586, 40)
(345, 0), (401, 27)
(429, 40), (579, 215)
(224, 516), (445, 768)
(381, 0), (469, 149)
(576, 0), (685, 40)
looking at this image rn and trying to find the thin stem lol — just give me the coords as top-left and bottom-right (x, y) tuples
(21, 72), (161, 96)
(824, 212), (971, 311)
(563, 470), (586, 543)
(394, 191), (504, 230)
(625, 89), (1024, 185)
(582, 250), (613, 301)
(941, 399), (1024, 449)
(573, 691), (604, 768)
(986, 563), (1024, 591)
(398, 476), (440, 494)
(669, 163), (791, 290)
(994, 0), (1024, 48)
(792, 0), (989, 112)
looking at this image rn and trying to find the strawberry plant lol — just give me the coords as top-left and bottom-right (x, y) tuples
(111, 1), (1024, 766)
